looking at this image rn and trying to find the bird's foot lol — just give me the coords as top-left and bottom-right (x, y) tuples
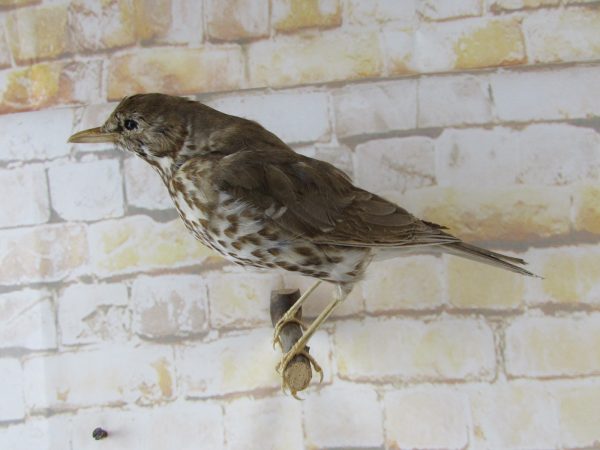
(276, 341), (323, 398)
(272, 317), (306, 349)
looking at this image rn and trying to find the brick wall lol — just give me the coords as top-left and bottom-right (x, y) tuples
(0, 0), (599, 449)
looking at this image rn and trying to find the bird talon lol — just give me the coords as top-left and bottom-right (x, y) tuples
(272, 317), (306, 348)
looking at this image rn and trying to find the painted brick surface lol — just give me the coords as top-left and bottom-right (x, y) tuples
(0, 1), (598, 448)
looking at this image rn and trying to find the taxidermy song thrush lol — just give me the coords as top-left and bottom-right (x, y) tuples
(69, 93), (536, 390)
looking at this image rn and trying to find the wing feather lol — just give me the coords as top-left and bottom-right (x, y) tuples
(213, 142), (457, 248)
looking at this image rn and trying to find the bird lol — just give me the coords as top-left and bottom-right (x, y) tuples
(69, 93), (536, 392)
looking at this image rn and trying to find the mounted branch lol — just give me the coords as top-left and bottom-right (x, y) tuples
(270, 289), (313, 397)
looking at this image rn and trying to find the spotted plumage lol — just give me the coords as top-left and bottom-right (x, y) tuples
(69, 93), (537, 394)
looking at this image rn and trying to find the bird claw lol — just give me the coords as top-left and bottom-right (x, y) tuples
(272, 317), (306, 349)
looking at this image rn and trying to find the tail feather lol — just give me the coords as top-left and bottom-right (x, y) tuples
(443, 242), (538, 278)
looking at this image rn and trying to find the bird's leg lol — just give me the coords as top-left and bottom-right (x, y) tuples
(272, 280), (322, 348)
(277, 285), (350, 388)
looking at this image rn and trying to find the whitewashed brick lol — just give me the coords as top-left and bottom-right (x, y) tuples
(0, 108), (74, 161)
(0, 289), (56, 350)
(524, 7), (600, 64)
(418, 0), (482, 20)
(385, 387), (469, 449)
(517, 124), (600, 185)
(132, 275), (208, 339)
(23, 344), (175, 411)
(304, 385), (383, 448)
(48, 159), (124, 221)
(469, 382), (559, 449)
(179, 328), (278, 397)
(0, 359), (25, 421)
(71, 402), (224, 450)
(179, 328), (331, 397)
(332, 80), (417, 138)
(355, 137), (435, 193)
(124, 156), (172, 210)
(58, 283), (129, 346)
(382, 27), (415, 75)
(158, 0), (204, 45)
(346, 0), (416, 24)
(557, 381), (600, 449)
(505, 315), (600, 378)
(435, 127), (519, 187)
(492, 66), (600, 122)
(208, 91), (331, 144)
(363, 256), (444, 312)
(208, 271), (283, 329)
(418, 74), (492, 127)
(0, 416), (71, 450)
(435, 124), (600, 187)
(0, 165), (49, 228)
(335, 317), (495, 381)
(225, 397), (303, 450)
(0, 223), (87, 285)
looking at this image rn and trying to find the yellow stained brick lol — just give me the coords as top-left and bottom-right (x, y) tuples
(362, 256), (443, 312)
(272, 0), (342, 32)
(469, 383), (559, 449)
(133, 0), (171, 42)
(574, 183), (600, 234)
(0, 28), (11, 69)
(398, 186), (570, 242)
(454, 18), (525, 69)
(0, 61), (99, 113)
(108, 47), (243, 99)
(505, 315), (600, 377)
(540, 252), (578, 303)
(0, 0), (37, 5)
(490, 0), (559, 11)
(6, 4), (69, 63)
(524, 7), (600, 64)
(206, 0), (268, 41)
(448, 256), (525, 309)
(557, 383), (600, 448)
(536, 247), (600, 304)
(89, 216), (215, 276)
(247, 31), (383, 88)
(0, 63), (60, 112)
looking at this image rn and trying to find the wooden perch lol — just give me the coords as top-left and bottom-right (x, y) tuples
(270, 288), (313, 395)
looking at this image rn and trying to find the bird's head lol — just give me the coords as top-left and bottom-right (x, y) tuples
(68, 93), (194, 172)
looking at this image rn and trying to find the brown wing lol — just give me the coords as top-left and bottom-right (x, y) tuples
(212, 145), (458, 248)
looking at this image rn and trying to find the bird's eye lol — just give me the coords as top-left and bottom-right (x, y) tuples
(123, 119), (138, 131)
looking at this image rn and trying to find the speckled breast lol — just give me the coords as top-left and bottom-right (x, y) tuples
(167, 166), (370, 284)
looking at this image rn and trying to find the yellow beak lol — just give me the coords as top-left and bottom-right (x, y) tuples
(68, 127), (118, 144)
